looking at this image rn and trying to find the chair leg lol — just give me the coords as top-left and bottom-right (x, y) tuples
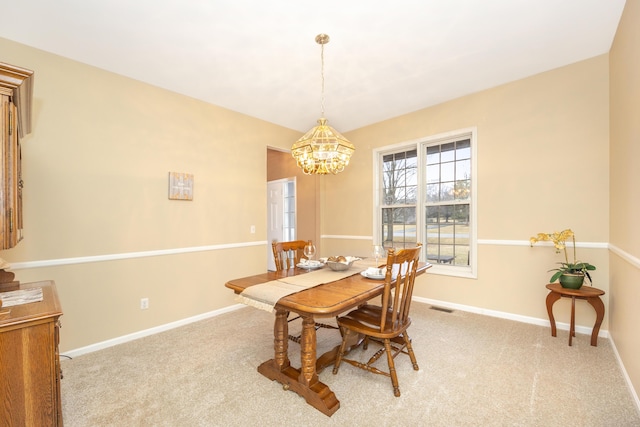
(332, 327), (349, 375)
(403, 331), (419, 370)
(383, 338), (401, 397)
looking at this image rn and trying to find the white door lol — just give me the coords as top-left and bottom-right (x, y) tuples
(267, 178), (296, 270)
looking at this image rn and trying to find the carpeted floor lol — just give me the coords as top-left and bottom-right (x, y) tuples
(60, 303), (640, 426)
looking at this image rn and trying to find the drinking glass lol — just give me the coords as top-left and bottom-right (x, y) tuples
(372, 245), (386, 267)
(303, 241), (317, 271)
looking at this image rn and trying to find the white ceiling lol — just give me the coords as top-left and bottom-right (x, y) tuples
(0, 0), (626, 132)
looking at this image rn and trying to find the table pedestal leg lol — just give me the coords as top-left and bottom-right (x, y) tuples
(257, 311), (340, 416)
(274, 309), (290, 370)
(299, 315), (318, 386)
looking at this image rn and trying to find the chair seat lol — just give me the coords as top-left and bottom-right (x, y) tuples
(349, 303), (390, 320)
(338, 306), (412, 338)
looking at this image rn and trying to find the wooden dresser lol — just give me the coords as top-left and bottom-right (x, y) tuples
(0, 280), (63, 426)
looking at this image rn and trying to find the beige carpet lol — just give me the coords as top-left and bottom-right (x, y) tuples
(60, 303), (640, 426)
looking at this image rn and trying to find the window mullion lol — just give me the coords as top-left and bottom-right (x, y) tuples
(416, 143), (425, 258)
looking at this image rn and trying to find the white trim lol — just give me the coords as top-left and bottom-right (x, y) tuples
(61, 304), (247, 358)
(10, 241), (268, 270)
(413, 295), (609, 338)
(479, 239), (609, 249)
(321, 235), (372, 240)
(267, 177), (297, 255)
(319, 236), (610, 250)
(479, 239), (538, 246)
(372, 146), (380, 245)
(469, 128), (479, 275)
(610, 243), (640, 269)
(9, 237), (615, 272)
(64, 296), (607, 356)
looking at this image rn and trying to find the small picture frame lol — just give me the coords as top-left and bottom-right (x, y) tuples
(168, 172), (194, 201)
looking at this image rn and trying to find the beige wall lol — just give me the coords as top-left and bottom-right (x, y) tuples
(0, 37), (300, 351)
(326, 55), (610, 325)
(609, 0), (640, 404)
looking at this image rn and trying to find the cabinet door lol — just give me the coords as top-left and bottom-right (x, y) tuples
(0, 62), (33, 249)
(0, 92), (22, 248)
(0, 320), (58, 426)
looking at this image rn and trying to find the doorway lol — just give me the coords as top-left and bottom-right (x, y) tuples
(267, 178), (297, 271)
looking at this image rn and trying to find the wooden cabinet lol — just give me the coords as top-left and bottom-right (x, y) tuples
(0, 281), (63, 426)
(0, 62), (34, 249)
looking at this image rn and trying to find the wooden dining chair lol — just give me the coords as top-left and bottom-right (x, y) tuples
(271, 239), (339, 343)
(271, 240), (307, 271)
(332, 243), (423, 397)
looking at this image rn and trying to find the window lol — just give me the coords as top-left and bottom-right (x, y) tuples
(381, 150), (418, 248)
(375, 128), (476, 277)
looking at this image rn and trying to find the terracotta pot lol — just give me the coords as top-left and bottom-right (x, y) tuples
(559, 273), (584, 289)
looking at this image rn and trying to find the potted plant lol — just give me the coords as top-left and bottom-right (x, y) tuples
(529, 229), (596, 289)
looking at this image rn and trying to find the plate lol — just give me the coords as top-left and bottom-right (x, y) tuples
(297, 262), (323, 270)
(360, 271), (385, 280)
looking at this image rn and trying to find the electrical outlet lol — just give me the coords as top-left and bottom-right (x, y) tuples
(140, 297), (149, 310)
(250, 225), (256, 234)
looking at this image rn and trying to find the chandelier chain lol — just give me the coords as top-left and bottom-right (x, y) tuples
(320, 41), (325, 118)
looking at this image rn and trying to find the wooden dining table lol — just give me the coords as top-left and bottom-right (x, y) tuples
(225, 262), (431, 416)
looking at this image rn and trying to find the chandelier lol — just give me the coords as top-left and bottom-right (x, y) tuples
(291, 34), (355, 175)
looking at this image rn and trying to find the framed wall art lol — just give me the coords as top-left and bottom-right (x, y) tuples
(168, 172), (194, 201)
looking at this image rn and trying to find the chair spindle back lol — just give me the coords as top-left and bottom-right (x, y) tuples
(271, 240), (308, 271)
(379, 243), (422, 331)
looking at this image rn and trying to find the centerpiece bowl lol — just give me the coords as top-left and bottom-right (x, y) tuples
(324, 256), (360, 271)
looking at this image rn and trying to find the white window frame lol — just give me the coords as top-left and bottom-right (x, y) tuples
(372, 127), (477, 278)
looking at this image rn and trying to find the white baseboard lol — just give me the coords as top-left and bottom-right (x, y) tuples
(412, 295), (609, 338)
(61, 304), (246, 359)
(63, 297), (607, 358)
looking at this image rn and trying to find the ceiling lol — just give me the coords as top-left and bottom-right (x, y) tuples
(0, 0), (626, 133)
